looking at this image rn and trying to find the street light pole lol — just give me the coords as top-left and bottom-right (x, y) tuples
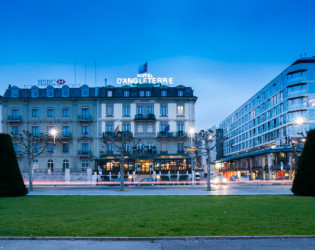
(189, 127), (195, 185)
(50, 128), (58, 183)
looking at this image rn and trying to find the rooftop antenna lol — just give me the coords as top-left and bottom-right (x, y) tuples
(74, 59), (77, 85)
(94, 60), (97, 87)
(85, 60), (87, 85)
(105, 78), (107, 87)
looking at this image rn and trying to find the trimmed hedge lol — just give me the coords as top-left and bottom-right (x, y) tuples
(291, 130), (315, 196)
(0, 134), (28, 197)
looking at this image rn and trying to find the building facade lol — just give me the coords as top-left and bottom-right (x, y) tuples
(216, 57), (315, 180)
(1, 84), (197, 176)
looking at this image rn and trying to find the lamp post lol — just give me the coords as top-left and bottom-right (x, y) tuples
(291, 117), (304, 179)
(49, 128), (58, 182)
(189, 127), (195, 185)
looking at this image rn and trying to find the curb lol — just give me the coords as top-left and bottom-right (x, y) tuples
(0, 235), (314, 241)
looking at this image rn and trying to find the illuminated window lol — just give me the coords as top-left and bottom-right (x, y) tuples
(177, 105), (184, 116)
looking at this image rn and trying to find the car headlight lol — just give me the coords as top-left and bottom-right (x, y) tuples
(223, 178), (227, 183)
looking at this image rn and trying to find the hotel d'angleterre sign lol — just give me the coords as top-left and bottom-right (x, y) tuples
(117, 73), (174, 85)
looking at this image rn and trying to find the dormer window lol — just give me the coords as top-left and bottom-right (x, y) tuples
(107, 90), (113, 97)
(146, 91), (151, 97)
(161, 90), (167, 97)
(31, 86), (39, 98)
(11, 87), (19, 98)
(62, 85), (69, 97)
(81, 85), (89, 97)
(47, 86), (54, 97)
(139, 91), (144, 97)
(178, 90), (183, 97)
(124, 90), (129, 97)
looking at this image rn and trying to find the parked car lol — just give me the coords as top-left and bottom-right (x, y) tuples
(138, 178), (155, 186)
(212, 176), (228, 184)
(229, 176), (240, 181)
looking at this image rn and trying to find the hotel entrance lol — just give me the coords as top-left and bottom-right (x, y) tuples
(135, 160), (154, 174)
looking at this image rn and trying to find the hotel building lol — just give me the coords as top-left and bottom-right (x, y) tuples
(216, 57), (315, 180)
(1, 84), (197, 176)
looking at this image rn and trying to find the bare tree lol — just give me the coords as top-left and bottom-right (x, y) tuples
(11, 130), (49, 191)
(195, 129), (227, 191)
(102, 131), (137, 191)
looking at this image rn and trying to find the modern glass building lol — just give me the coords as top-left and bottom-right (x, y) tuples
(216, 56), (315, 180)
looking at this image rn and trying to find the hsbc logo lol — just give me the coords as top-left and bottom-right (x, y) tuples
(57, 79), (65, 85)
(38, 79), (66, 86)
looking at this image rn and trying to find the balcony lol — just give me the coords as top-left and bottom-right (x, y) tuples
(60, 133), (72, 140)
(103, 131), (133, 139)
(157, 132), (173, 138)
(287, 90), (308, 98)
(78, 115), (92, 122)
(134, 114), (156, 121)
(159, 151), (168, 155)
(174, 131), (187, 138)
(177, 150), (185, 154)
(287, 104), (308, 111)
(7, 116), (21, 123)
(132, 149), (157, 155)
(78, 150), (92, 157)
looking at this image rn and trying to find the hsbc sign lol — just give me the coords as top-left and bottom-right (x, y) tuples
(38, 79), (66, 86)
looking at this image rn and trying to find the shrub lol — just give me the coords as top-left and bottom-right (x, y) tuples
(0, 134), (28, 197)
(291, 130), (315, 196)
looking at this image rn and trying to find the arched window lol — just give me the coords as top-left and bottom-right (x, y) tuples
(82, 159), (89, 171)
(48, 159), (54, 170)
(81, 84), (89, 97)
(63, 159), (69, 171)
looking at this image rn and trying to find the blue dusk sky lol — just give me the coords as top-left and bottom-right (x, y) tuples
(0, 0), (315, 129)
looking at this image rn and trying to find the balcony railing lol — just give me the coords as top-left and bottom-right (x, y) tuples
(287, 104), (308, 111)
(134, 114), (156, 121)
(103, 131), (133, 138)
(61, 133), (72, 140)
(174, 132), (187, 138)
(287, 90), (308, 98)
(132, 149), (157, 155)
(159, 151), (168, 155)
(157, 132), (173, 138)
(177, 150), (185, 154)
(78, 115), (92, 121)
(78, 150), (92, 156)
(7, 116), (21, 122)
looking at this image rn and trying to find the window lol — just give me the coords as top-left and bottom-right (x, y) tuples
(106, 124), (113, 132)
(147, 106), (154, 114)
(139, 90), (145, 97)
(178, 90), (183, 97)
(32, 108), (38, 117)
(124, 90), (129, 97)
(47, 86), (54, 97)
(11, 87), (19, 98)
(137, 124), (143, 133)
(124, 143), (130, 152)
(13, 143), (19, 153)
(137, 106), (143, 115)
(62, 126), (70, 136)
(82, 85), (89, 97)
(63, 108), (69, 117)
(147, 142), (153, 150)
(147, 124), (153, 133)
(177, 105), (184, 116)
(106, 105), (113, 116)
(12, 126), (19, 135)
(123, 124), (130, 131)
(33, 143), (39, 153)
(146, 90), (151, 96)
(107, 90), (112, 97)
(63, 143), (69, 153)
(48, 159), (54, 170)
(12, 108), (19, 119)
(32, 125), (39, 136)
(137, 142), (143, 150)
(47, 108), (54, 117)
(161, 90), (167, 97)
(161, 105), (167, 116)
(82, 143), (89, 153)
(31, 87), (38, 98)
(82, 125), (89, 135)
(82, 107), (89, 119)
(123, 105), (130, 116)
(62, 86), (69, 97)
(160, 124), (169, 132)
(63, 159), (69, 171)
(177, 124), (184, 132)
(178, 143), (184, 152)
(48, 143), (54, 153)
(82, 159), (89, 171)
(32, 159), (39, 169)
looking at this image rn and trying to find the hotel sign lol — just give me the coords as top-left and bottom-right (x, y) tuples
(117, 73), (173, 85)
(37, 79), (66, 86)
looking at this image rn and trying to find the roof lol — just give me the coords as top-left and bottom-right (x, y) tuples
(2, 85), (197, 100)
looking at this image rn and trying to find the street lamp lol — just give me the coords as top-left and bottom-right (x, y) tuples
(49, 128), (58, 181)
(189, 127), (195, 185)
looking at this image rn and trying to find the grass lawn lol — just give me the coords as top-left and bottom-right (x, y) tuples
(0, 195), (314, 236)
